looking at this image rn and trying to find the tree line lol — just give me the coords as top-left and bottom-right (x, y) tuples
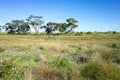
(0, 15), (78, 35)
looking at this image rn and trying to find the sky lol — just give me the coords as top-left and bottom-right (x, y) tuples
(0, 0), (120, 32)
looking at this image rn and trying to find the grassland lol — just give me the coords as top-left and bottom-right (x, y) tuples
(0, 33), (120, 80)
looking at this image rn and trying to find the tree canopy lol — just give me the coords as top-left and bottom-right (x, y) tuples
(5, 20), (30, 34)
(26, 15), (44, 34)
(1, 15), (78, 35)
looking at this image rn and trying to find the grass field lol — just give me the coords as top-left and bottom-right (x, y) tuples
(0, 33), (120, 80)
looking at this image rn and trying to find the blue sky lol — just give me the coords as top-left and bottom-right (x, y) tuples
(0, 0), (120, 32)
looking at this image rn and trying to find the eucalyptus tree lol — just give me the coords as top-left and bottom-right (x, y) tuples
(18, 22), (30, 34)
(5, 20), (30, 34)
(56, 23), (68, 34)
(44, 22), (57, 35)
(26, 15), (44, 34)
(65, 18), (78, 34)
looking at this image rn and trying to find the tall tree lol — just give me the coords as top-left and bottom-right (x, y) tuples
(65, 18), (78, 34)
(26, 15), (44, 34)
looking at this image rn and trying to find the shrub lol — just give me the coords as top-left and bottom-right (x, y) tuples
(75, 32), (83, 36)
(0, 57), (27, 80)
(0, 47), (5, 53)
(53, 56), (72, 80)
(111, 43), (120, 49)
(80, 61), (120, 80)
(71, 52), (89, 64)
(101, 49), (120, 64)
(113, 31), (117, 34)
(112, 49), (120, 64)
(86, 31), (92, 34)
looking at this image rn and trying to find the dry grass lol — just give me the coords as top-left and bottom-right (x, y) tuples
(0, 33), (120, 80)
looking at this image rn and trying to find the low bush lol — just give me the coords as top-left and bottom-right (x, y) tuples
(53, 56), (73, 80)
(101, 49), (120, 64)
(111, 43), (120, 49)
(0, 57), (27, 80)
(80, 61), (120, 80)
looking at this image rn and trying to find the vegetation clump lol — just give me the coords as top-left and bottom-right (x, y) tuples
(80, 61), (120, 80)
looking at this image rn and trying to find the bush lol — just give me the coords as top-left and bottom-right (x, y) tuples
(86, 31), (92, 34)
(80, 61), (120, 80)
(75, 32), (83, 36)
(111, 43), (120, 49)
(53, 56), (72, 80)
(0, 47), (5, 53)
(112, 49), (120, 64)
(101, 49), (120, 64)
(113, 31), (117, 34)
(0, 57), (27, 80)
(71, 52), (89, 64)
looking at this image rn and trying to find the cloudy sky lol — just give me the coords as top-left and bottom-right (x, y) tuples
(0, 0), (120, 32)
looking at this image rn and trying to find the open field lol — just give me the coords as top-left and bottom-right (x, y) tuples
(0, 33), (120, 80)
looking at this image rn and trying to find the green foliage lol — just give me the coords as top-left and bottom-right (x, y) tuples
(0, 57), (27, 80)
(111, 43), (120, 49)
(80, 61), (120, 80)
(27, 15), (44, 34)
(53, 56), (72, 79)
(65, 18), (78, 34)
(86, 31), (92, 34)
(113, 31), (117, 34)
(44, 22), (55, 35)
(112, 49), (120, 64)
(71, 52), (89, 64)
(5, 20), (30, 34)
(56, 23), (68, 34)
(75, 32), (83, 36)
(43, 18), (78, 35)
(102, 43), (120, 64)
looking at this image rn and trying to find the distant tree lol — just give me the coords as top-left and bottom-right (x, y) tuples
(26, 15), (44, 34)
(18, 22), (30, 34)
(5, 21), (18, 34)
(65, 18), (78, 34)
(44, 22), (57, 35)
(113, 31), (117, 34)
(56, 23), (68, 34)
(5, 20), (30, 34)
(0, 25), (2, 32)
